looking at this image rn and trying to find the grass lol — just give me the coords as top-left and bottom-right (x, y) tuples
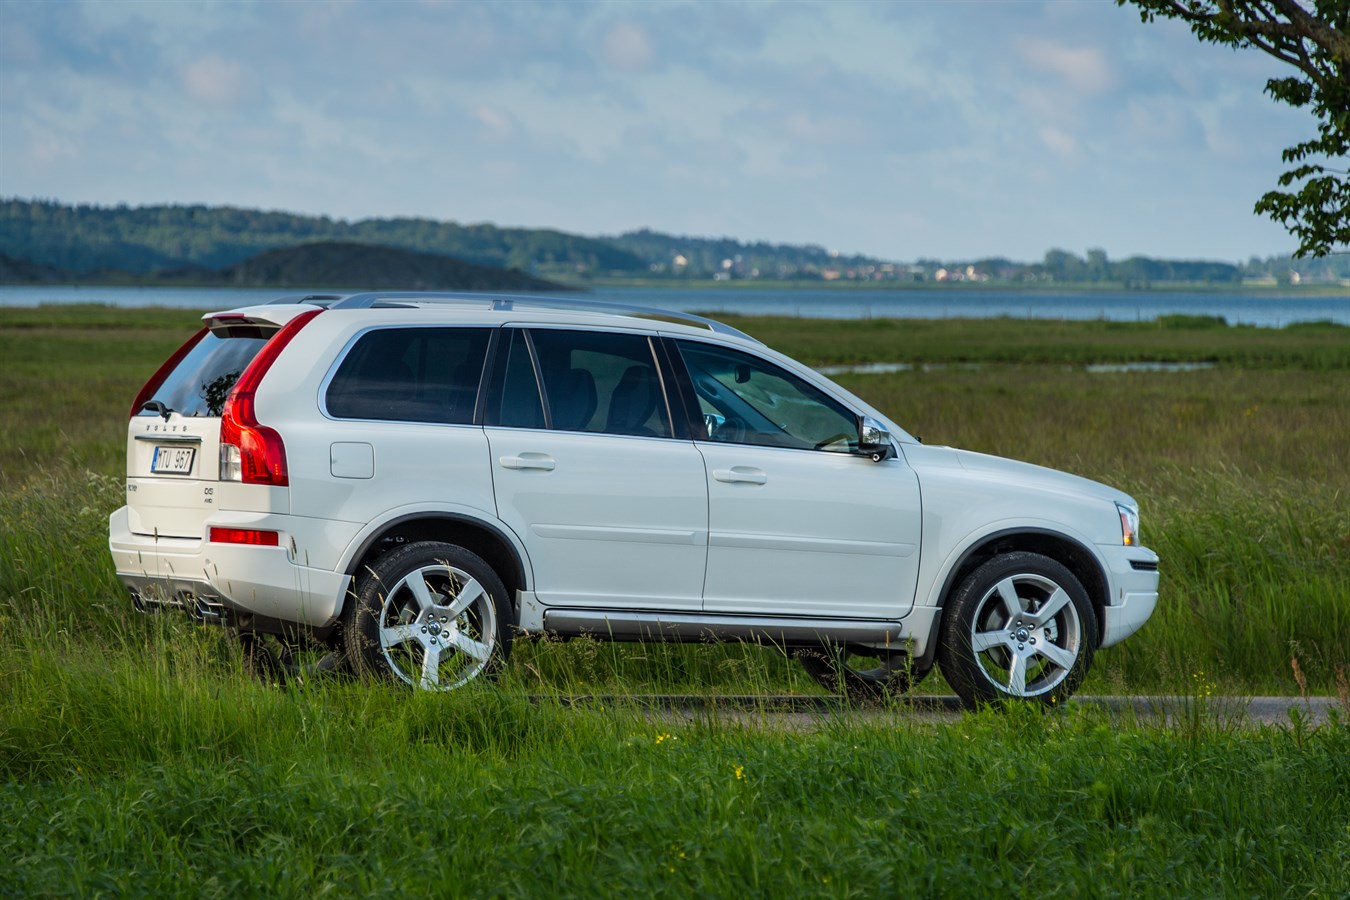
(3, 628), (1348, 896)
(725, 313), (1350, 369)
(2, 304), (1348, 894)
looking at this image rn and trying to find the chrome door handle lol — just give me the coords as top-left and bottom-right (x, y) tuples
(713, 467), (767, 485)
(499, 454), (556, 471)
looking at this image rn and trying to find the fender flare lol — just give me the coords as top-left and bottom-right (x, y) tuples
(927, 526), (1109, 637)
(339, 508), (532, 594)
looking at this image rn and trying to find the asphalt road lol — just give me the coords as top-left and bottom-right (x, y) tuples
(545, 694), (1344, 727)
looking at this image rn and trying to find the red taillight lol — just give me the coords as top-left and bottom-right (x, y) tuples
(129, 327), (209, 419)
(209, 527), (281, 546)
(219, 309), (323, 486)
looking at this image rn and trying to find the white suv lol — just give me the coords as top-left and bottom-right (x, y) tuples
(109, 292), (1159, 707)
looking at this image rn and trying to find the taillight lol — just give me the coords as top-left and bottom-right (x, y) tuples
(129, 327), (208, 419)
(219, 309), (323, 486)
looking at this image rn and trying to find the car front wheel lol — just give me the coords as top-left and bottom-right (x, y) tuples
(937, 551), (1096, 709)
(345, 541), (512, 691)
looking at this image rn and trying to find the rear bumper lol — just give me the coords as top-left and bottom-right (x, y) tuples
(1097, 544), (1160, 648)
(108, 506), (352, 628)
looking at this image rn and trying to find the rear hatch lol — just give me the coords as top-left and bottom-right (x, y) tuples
(125, 306), (313, 538)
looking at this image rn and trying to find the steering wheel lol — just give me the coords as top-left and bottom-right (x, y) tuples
(712, 418), (748, 443)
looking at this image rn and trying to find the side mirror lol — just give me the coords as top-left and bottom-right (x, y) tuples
(858, 416), (892, 461)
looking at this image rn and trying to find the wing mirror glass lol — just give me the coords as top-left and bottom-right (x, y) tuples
(858, 416), (892, 461)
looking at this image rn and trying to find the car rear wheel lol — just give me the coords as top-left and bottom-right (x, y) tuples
(345, 541), (512, 691)
(797, 644), (930, 703)
(938, 551), (1096, 709)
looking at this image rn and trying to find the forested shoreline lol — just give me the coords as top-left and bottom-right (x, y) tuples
(3, 198), (1346, 287)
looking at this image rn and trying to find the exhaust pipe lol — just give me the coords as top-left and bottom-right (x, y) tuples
(125, 585), (230, 626)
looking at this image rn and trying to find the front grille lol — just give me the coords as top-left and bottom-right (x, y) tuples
(1130, 559), (1160, 572)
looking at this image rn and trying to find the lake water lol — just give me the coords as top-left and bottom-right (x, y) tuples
(1, 283), (1347, 327)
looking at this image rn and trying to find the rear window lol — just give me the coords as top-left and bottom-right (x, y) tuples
(325, 327), (490, 424)
(140, 332), (269, 418)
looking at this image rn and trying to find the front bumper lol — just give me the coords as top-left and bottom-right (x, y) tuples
(108, 506), (353, 628)
(1096, 543), (1160, 648)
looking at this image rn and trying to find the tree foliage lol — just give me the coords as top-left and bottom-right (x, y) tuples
(1119, 0), (1349, 257)
(0, 200), (649, 276)
(1036, 248), (1242, 284)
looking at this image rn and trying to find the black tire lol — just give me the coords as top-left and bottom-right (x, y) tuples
(238, 633), (346, 687)
(344, 541), (512, 691)
(937, 551), (1097, 709)
(797, 644), (930, 704)
(238, 633), (287, 685)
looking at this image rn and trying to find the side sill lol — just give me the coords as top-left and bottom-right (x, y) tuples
(538, 609), (915, 649)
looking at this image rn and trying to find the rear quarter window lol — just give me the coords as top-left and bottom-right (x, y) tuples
(325, 327), (490, 424)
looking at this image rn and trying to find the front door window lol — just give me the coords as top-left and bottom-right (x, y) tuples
(675, 341), (858, 453)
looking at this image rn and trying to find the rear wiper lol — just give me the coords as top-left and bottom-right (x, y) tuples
(140, 400), (173, 421)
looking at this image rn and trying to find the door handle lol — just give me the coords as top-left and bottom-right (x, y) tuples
(499, 454), (556, 471)
(713, 467), (767, 485)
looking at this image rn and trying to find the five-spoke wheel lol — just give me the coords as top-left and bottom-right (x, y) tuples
(345, 541), (511, 691)
(938, 551), (1096, 708)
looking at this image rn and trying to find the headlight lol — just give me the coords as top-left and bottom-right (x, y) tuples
(1117, 502), (1140, 547)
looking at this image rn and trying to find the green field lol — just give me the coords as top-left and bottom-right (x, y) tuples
(2, 305), (1347, 895)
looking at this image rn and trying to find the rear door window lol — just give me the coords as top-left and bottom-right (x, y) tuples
(325, 327), (490, 424)
(140, 332), (269, 418)
(530, 330), (671, 437)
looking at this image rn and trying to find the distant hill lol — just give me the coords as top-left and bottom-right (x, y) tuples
(2, 198), (1345, 285)
(219, 241), (567, 291)
(0, 199), (647, 278)
(0, 252), (66, 283)
(0, 241), (570, 292)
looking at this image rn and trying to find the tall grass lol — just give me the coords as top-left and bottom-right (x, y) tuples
(2, 305), (1346, 693)
(1094, 467), (1349, 693)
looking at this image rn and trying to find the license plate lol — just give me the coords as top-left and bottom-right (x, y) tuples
(151, 446), (196, 475)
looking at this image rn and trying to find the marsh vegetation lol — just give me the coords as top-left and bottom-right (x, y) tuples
(2, 306), (1346, 895)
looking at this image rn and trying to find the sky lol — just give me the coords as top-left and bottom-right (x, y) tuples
(0, 0), (1321, 263)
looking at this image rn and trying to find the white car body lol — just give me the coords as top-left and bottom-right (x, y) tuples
(109, 293), (1159, 705)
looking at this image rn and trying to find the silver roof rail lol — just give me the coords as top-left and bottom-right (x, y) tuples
(266, 294), (346, 307)
(323, 291), (760, 343)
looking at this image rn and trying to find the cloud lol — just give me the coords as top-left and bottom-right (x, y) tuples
(471, 105), (516, 141)
(601, 21), (655, 73)
(1039, 126), (1078, 159)
(26, 132), (76, 165)
(180, 54), (250, 107)
(1015, 37), (1113, 94)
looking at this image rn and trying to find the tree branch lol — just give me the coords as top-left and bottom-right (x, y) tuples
(1264, 0), (1350, 64)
